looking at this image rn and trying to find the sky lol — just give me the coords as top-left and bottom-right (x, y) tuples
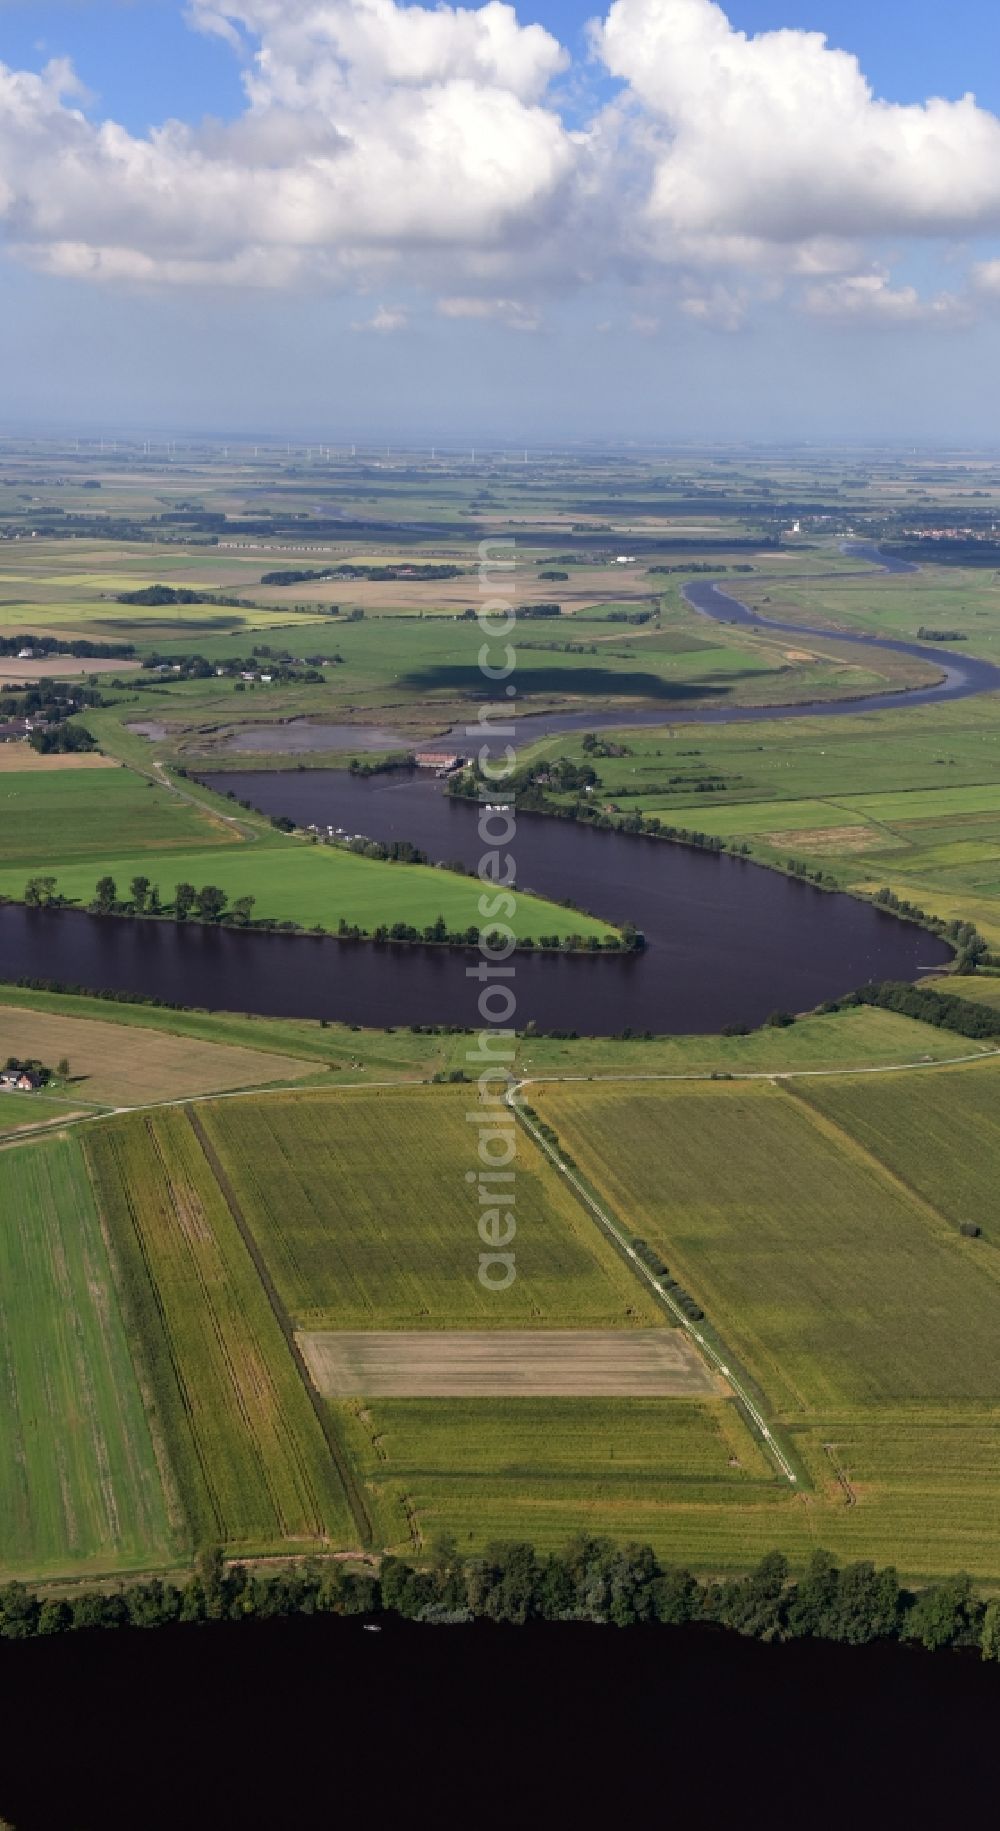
(1, 0), (1000, 443)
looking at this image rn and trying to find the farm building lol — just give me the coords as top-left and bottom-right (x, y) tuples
(0, 1069), (42, 1092)
(414, 751), (464, 774)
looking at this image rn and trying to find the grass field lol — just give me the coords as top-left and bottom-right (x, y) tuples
(794, 1059), (1000, 1248)
(199, 1086), (661, 1330)
(0, 1089), (89, 1138)
(0, 1136), (173, 1578)
(85, 1108), (360, 1555)
(0, 790), (614, 941)
(0, 976), (973, 1088)
(0, 765), (232, 868)
(0, 1002), (317, 1105)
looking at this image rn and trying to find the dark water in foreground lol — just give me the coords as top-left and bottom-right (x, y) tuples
(0, 764), (944, 1033)
(0, 1616), (995, 1829)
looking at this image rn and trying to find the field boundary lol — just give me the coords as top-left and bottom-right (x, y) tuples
(185, 1109), (373, 1547)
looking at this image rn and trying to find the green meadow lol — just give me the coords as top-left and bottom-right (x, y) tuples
(0, 1136), (173, 1578)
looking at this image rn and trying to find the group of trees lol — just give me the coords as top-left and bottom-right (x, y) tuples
(80, 876), (255, 927)
(870, 890), (990, 971)
(141, 647), (326, 684)
(0, 634), (134, 659)
(2, 1055), (61, 1086)
(2, 1543), (999, 1657)
(29, 721), (97, 755)
(832, 980), (1000, 1041)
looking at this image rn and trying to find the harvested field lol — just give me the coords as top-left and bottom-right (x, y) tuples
(299, 1329), (721, 1397)
(0, 748), (118, 773)
(0, 1003), (316, 1106)
(0, 658), (139, 683)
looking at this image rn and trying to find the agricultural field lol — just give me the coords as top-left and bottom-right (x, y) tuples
(0, 1089), (89, 1138)
(0, 1002), (318, 1105)
(198, 1086), (662, 1330)
(0, 747), (118, 773)
(532, 1077), (1000, 1411)
(0, 1135), (173, 1578)
(334, 1397), (799, 1561)
(298, 1329), (720, 1396)
(0, 763), (233, 869)
(526, 1070), (1000, 1576)
(794, 1059), (1000, 1248)
(0, 979), (971, 1091)
(85, 1108), (359, 1555)
(5, 448), (1000, 1591)
(734, 561), (1000, 664)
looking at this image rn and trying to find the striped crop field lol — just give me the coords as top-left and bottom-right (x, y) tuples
(792, 1058), (1000, 1247)
(528, 1072), (1000, 1579)
(333, 1396), (804, 1564)
(85, 1108), (361, 1556)
(531, 1077), (1000, 1412)
(0, 1135), (172, 1578)
(198, 1086), (661, 1330)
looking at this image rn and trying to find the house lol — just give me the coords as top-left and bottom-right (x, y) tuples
(414, 751), (463, 773)
(0, 1069), (41, 1092)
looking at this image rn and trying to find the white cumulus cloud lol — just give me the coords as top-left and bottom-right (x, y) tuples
(0, 0), (997, 334)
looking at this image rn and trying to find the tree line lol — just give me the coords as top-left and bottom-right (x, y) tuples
(19, 875), (638, 955)
(831, 980), (1000, 1039)
(2, 1542), (999, 1657)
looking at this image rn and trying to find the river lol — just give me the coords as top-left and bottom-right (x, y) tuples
(0, 1614), (994, 1830)
(1, 550), (973, 1030)
(0, 765), (947, 1034)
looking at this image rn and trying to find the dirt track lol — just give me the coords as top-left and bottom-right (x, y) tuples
(296, 1329), (724, 1398)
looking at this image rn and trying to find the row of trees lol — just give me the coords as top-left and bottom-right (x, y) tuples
(833, 980), (1000, 1040)
(2, 1543), (999, 1656)
(21, 876), (637, 955)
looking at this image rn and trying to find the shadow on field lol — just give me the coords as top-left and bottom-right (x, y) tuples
(397, 664), (732, 701)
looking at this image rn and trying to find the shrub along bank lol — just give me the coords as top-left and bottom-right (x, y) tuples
(1, 1543), (999, 1658)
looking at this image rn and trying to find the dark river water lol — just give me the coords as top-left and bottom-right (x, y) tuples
(0, 1614), (994, 1830)
(0, 555), (974, 1030)
(0, 765), (946, 1034)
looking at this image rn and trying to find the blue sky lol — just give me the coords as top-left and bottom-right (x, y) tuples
(5, 0), (999, 124)
(1, 0), (999, 442)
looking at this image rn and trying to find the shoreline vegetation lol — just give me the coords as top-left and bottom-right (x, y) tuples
(1, 1542), (998, 1661)
(3, 974), (997, 1045)
(450, 758), (990, 970)
(6, 872), (639, 955)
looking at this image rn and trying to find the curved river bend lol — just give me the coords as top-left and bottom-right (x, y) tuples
(0, 551), (971, 1033)
(0, 771), (950, 1035)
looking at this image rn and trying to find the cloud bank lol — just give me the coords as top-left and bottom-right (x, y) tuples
(0, 0), (998, 330)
